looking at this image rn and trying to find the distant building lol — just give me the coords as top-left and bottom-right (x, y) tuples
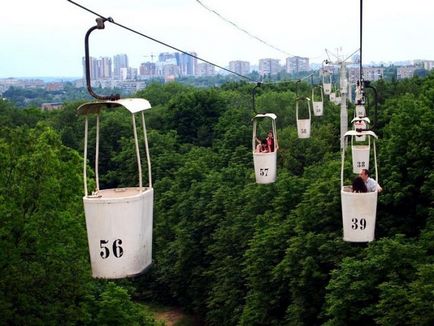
(414, 59), (434, 71)
(397, 66), (417, 79)
(79, 56), (112, 80)
(423, 60), (434, 70)
(348, 67), (384, 82)
(41, 102), (63, 111)
(113, 54), (129, 80)
(196, 63), (215, 76)
(162, 64), (180, 79)
(139, 62), (156, 78)
(258, 58), (281, 76)
(178, 52), (197, 76)
(159, 52), (177, 63)
(229, 60), (250, 76)
(286, 56), (310, 74)
(45, 82), (64, 91)
(120, 67), (138, 80)
(97, 57), (112, 79)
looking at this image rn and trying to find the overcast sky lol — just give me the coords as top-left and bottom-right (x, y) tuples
(1, 0), (433, 78)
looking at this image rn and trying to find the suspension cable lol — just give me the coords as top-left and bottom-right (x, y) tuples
(67, 0), (256, 82)
(196, 0), (294, 57)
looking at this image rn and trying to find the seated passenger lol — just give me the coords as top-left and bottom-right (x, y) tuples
(266, 130), (275, 152)
(352, 176), (368, 193)
(359, 168), (382, 192)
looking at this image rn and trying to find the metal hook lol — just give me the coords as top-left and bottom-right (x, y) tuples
(84, 18), (120, 101)
(252, 82), (261, 114)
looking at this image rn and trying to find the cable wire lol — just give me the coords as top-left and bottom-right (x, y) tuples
(195, 0), (294, 57)
(67, 0), (256, 82)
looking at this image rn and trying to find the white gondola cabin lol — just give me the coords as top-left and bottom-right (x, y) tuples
(296, 98), (311, 138)
(334, 89), (342, 105)
(355, 104), (366, 117)
(252, 113), (278, 184)
(322, 72), (332, 95)
(295, 97), (312, 138)
(312, 86), (324, 116)
(341, 130), (379, 242)
(78, 98), (153, 279)
(352, 117), (370, 142)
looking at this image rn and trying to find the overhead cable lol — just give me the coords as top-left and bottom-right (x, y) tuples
(195, 0), (294, 57)
(67, 0), (256, 82)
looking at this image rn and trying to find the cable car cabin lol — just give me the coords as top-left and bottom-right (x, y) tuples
(312, 86), (324, 116)
(77, 98), (153, 279)
(333, 89), (342, 105)
(352, 117), (370, 142)
(355, 104), (366, 118)
(296, 98), (311, 138)
(322, 73), (332, 95)
(341, 130), (379, 242)
(340, 78), (348, 95)
(329, 91), (336, 103)
(252, 113), (278, 184)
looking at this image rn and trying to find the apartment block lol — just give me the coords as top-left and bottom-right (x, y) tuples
(178, 52), (197, 76)
(348, 67), (384, 83)
(139, 62), (156, 78)
(98, 57), (112, 79)
(196, 63), (215, 76)
(113, 54), (129, 80)
(259, 58), (281, 76)
(397, 66), (417, 79)
(229, 60), (250, 76)
(286, 56), (310, 74)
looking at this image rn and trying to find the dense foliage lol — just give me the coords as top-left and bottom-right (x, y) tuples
(0, 72), (433, 325)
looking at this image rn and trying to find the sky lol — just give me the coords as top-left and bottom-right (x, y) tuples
(1, 0), (433, 78)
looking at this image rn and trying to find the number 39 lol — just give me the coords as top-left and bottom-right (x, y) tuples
(351, 218), (367, 230)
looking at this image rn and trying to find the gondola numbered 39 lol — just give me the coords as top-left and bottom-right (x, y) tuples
(341, 130), (379, 242)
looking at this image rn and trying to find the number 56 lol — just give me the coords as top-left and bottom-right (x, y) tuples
(100, 239), (124, 259)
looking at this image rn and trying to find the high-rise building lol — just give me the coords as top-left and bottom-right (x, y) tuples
(120, 67), (138, 80)
(286, 56), (310, 74)
(113, 54), (129, 80)
(258, 58), (281, 76)
(98, 57), (112, 79)
(196, 63), (215, 76)
(82, 57), (99, 81)
(397, 66), (417, 79)
(229, 60), (250, 76)
(179, 52), (197, 76)
(139, 62), (156, 78)
(159, 52), (177, 63)
(348, 67), (384, 82)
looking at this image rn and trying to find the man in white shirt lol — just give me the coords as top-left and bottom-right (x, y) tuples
(360, 169), (382, 192)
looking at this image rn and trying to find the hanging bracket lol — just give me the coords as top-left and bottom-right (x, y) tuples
(84, 17), (120, 101)
(252, 82), (262, 114)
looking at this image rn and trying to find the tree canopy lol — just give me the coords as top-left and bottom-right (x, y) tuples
(1, 72), (433, 325)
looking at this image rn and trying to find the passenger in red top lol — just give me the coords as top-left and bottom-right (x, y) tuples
(266, 131), (275, 152)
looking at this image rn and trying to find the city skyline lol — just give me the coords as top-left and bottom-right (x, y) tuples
(1, 0), (434, 78)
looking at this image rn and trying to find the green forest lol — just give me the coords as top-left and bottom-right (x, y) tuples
(0, 73), (433, 325)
